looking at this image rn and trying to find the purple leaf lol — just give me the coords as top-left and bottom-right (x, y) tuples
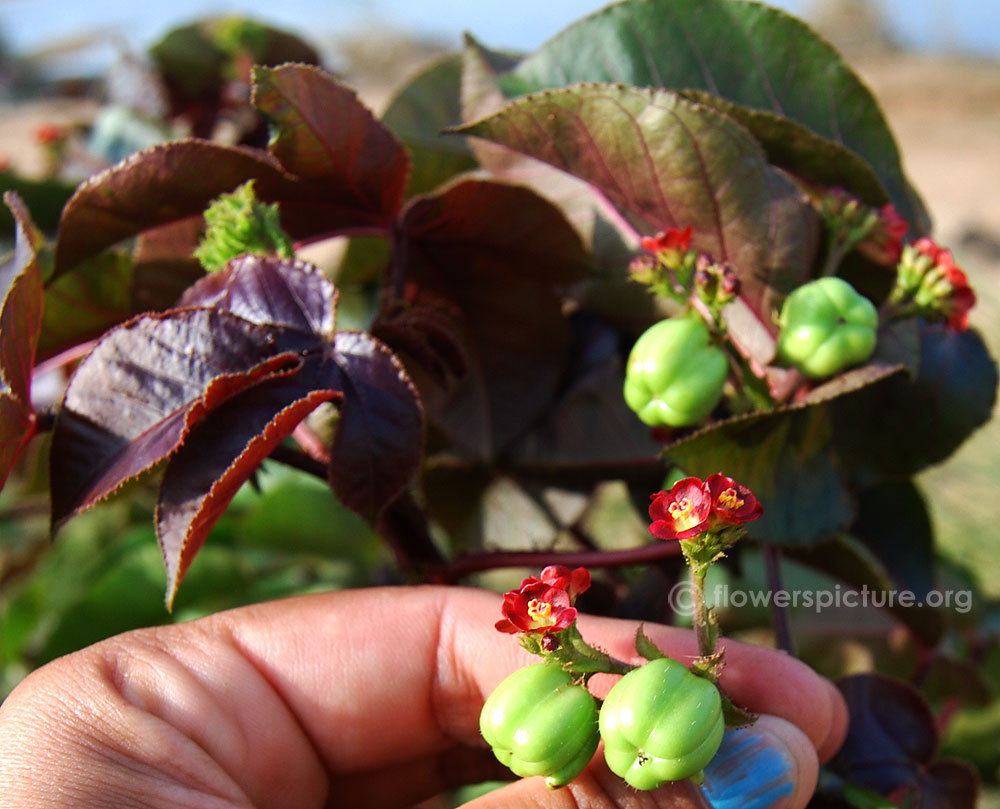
(51, 139), (386, 279)
(180, 254), (336, 338)
(832, 674), (979, 808)
(49, 308), (314, 525)
(326, 331), (425, 522)
(157, 380), (339, 608)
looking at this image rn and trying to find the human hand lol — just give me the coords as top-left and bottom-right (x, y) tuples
(0, 586), (846, 808)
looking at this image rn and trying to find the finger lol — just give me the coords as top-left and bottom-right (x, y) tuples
(463, 761), (712, 809)
(701, 716), (818, 809)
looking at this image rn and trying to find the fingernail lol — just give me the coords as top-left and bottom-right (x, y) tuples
(701, 726), (795, 809)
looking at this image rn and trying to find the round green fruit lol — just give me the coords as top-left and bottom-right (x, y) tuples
(623, 317), (728, 427)
(599, 657), (724, 789)
(480, 663), (599, 789)
(776, 276), (878, 379)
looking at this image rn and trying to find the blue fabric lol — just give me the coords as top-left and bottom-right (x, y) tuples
(701, 727), (795, 809)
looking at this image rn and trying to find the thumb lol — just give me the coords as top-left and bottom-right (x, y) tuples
(461, 714), (817, 809)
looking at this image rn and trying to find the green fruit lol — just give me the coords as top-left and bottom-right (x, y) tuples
(623, 317), (728, 427)
(776, 276), (878, 379)
(480, 663), (599, 789)
(599, 658), (724, 789)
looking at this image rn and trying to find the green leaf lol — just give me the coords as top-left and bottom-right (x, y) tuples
(665, 404), (854, 546)
(833, 324), (999, 484)
(497, 0), (929, 234)
(679, 90), (891, 210)
(635, 625), (667, 660)
(381, 55), (479, 197)
(456, 83), (818, 316)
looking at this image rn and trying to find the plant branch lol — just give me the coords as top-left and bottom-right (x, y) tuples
(433, 541), (683, 584)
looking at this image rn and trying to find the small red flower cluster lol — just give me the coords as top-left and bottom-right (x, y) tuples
(913, 237), (976, 331)
(640, 226), (693, 257)
(648, 474), (762, 541)
(495, 565), (591, 635)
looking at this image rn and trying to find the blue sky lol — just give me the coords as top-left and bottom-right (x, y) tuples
(2, 0), (998, 74)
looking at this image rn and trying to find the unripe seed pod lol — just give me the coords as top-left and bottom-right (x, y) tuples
(599, 657), (724, 789)
(623, 317), (728, 427)
(776, 276), (878, 379)
(480, 663), (599, 789)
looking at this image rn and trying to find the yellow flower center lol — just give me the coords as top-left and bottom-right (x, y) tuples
(668, 497), (702, 530)
(527, 599), (554, 626)
(718, 487), (744, 511)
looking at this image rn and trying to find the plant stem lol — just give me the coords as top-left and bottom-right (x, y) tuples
(690, 566), (715, 658)
(762, 544), (795, 654)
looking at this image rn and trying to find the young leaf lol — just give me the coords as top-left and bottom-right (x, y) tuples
(392, 178), (586, 457)
(0, 193), (44, 490)
(497, 0), (929, 233)
(252, 63), (410, 223)
(457, 84), (818, 315)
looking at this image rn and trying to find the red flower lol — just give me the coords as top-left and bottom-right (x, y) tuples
(494, 566), (591, 634)
(640, 226), (693, 257)
(706, 473), (763, 525)
(648, 477), (712, 540)
(495, 580), (578, 634)
(539, 565), (591, 601)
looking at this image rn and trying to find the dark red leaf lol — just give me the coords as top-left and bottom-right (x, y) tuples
(49, 308), (314, 525)
(253, 63), (409, 223)
(179, 254), (335, 338)
(391, 178), (585, 457)
(157, 378), (339, 608)
(325, 330), (425, 522)
(155, 329), (423, 604)
(0, 193), (43, 490)
(832, 674), (938, 795)
(51, 139), (385, 279)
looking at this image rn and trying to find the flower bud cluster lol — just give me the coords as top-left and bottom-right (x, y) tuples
(889, 238), (976, 331)
(820, 189), (907, 265)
